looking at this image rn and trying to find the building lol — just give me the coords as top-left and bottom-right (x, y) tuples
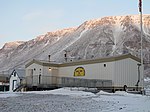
(9, 69), (25, 92)
(25, 54), (142, 92)
(0, 74), (9, 91)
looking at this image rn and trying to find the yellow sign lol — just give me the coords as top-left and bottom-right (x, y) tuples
(74, 67), (85, 76)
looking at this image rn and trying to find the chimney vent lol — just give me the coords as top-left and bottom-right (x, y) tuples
(48, 55), (51, 62)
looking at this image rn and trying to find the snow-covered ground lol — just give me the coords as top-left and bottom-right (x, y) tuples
(0, 88), (150, 112)
(0, 92), (21, 98)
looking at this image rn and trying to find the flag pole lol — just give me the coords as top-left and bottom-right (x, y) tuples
(139, 0), (144, 94)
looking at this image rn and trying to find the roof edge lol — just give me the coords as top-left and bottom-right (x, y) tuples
(25, 54), (141, 68)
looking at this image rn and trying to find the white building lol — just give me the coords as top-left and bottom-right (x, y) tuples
(0, 75), (9, 91)
(9, 69), (25, 92)
(25, 54), (142, 92)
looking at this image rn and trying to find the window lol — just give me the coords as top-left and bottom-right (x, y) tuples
(104, 64), (106, 67)
(14, 72), (16, 77)
(34, 68), (36, 71)
(39, 69), (41, 74)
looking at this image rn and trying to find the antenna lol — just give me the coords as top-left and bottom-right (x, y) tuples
(64, 50), (70, 62)
(48, 55), (51, 62)
(139, 0), (144, 94)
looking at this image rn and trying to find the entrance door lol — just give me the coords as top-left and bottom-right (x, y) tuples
(12, 80), (17, 90)
(28, 69), (33, 85)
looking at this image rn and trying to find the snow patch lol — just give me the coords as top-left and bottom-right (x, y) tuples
(0, 92), (21, 98)
(23, 87), (96, 98)
(94, 91), (150, 112)
(0, 89), (150, 111)
(144, 77), (150, 82)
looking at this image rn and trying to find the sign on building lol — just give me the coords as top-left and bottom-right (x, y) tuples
(74, 67), (85, 77)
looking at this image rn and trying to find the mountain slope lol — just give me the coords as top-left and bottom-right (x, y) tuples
(0, 15), (150, 76)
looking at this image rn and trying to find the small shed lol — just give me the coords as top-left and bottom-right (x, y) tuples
(9, 69), (25, 92)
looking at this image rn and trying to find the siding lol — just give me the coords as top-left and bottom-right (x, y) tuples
(114, 58), (141, 87)
(59, 62), (114, 80)
(26, 63), (43, 86)
(26, 63), (43, 76)
(25, 55), (141, 88)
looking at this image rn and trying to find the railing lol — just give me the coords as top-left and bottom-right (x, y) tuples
(144, 81), (150, 96)
(24, 75), (112, 88)
(13, 84), (25, 92)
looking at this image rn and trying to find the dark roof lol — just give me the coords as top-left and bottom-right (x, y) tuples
(25, 54), (141, 68)
(11, 69), (25, 79)
(25, 59), (59, 68)
(59, 54), (141, 67)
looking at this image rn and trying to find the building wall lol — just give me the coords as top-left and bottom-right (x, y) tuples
(26, 63), (43, 86)
(26, 64), (59, 85)
(114, 58), (141, 88)
(25, 57), (141, 89)
(42, 66), (59, 85)
(58, 62), (115, 80)
(59, 58), (141, 88)
(43, 66), (58, 76)
(26, 63), (43, 76)
(26, 64), (59, 76)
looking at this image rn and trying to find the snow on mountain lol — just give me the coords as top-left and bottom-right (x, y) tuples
(1, 41), (25, 50)
(0, 15), (150, 76)
(0, 41), (25, 62)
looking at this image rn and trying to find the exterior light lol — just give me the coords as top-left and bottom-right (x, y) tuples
(49, 68), (52, 71)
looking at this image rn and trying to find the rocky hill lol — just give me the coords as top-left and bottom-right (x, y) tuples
(0, 15), (150, 76)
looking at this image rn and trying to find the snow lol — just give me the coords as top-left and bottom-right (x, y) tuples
(144, 77), (150, 82)
(61, 29), (88, 51)
(95, 91), (150, 112)
(0, 92), (21, 98)
(23, 87), (96, 98)
(0, 88), (150, 112)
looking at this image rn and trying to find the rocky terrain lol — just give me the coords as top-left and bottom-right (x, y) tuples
(0, 15), (150, 76)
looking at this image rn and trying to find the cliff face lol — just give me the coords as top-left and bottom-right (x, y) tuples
(0, 15), (150, 76)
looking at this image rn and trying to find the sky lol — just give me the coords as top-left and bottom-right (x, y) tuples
(0, 0), (150, 48)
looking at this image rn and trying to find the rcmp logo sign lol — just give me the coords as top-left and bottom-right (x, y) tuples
(74, 67), (85, 76)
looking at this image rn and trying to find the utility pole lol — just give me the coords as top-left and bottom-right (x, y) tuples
(139, 0), (144, 94)
(136, 63), (141, 91)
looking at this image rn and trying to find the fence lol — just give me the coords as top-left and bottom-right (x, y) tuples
(0, 76), (9, 83)
(24, 75), (112, 89)
(144, 81), (150, 96)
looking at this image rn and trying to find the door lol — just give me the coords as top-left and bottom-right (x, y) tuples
(28, 69), (33, 85)
(12, 80), (17, 90)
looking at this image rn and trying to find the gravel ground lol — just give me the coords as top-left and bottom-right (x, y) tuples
(0, 93), (112, 112)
